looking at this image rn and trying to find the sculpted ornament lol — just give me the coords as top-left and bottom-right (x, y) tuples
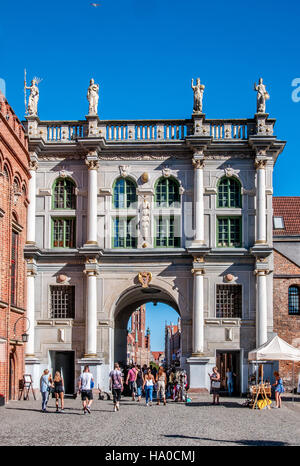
(87, 78), (99, 115)
(25, 78), (40, 116)
(191, 78), (205, 113)
(119, 165), (130, 178)
(140, 196), (150, 240)
(254, 78), (270, 114)
(138, 271), (152, 288)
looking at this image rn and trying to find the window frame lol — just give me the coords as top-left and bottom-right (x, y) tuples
(51, 217), (76, 249)
(216, 284), (242, 318)
(217, 176), (242, 209)
(154, 177), (180, 208)
(112, 177), (137, 209)
(112, 216), (138, 248)
(288, 285), (300, 315)
(154, 215), (181, 248)
(49, 285), (75, 319)
(216, 216), (242, 248)
(52, 177), (76, 210)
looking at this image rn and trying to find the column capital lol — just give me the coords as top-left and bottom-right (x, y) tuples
(192, 158), (205, 169)
(253, 269), (269, 276)
(254, 158), (267, 170)
(191, 268), (205, 275)
(86, 159), (99, 170)
(29, 160), (39, 171)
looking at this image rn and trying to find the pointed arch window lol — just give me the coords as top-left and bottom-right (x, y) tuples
(155, 177), (180, 208)
(113, 177), (137, 209)
(217, 177), (241, 208)
(52, 178), (76, 209)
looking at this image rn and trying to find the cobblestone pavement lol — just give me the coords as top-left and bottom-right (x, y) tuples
(0, 394), (299, 446)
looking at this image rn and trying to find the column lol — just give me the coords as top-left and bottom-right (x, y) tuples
(255, 159), (267, 244)
(25, 264), (37, 356)
(26, 160), (38, 244)
(86, 158), (99, 245)
(192, 157), (205, 244)
(84, 265), (98, 357)
(192, 268), (205, 355)
(256, 270), (268, 347)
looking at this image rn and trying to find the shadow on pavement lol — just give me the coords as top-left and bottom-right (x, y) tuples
(163, 435), (289, 446)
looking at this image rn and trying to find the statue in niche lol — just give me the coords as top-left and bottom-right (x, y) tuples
(87, 78), (99, 115)
(254, 78), (270, 114)
(191, 77), (205, 113)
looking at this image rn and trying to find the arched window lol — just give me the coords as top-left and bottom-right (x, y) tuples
(113, 177), (137, 209)
(288, 286), (300, 315)
(52, 178), (76, 209)
(155, 177), (180, 208)
(217, 177), (241, 208)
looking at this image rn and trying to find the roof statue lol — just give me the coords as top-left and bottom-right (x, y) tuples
(191, 77), (205, 114)
(254, 77), (270, 114)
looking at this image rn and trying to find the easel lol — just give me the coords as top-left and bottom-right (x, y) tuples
(251, 364), (271, 410)
(18, 374), (36, 400)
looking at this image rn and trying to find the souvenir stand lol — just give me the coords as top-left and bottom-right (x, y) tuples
(248, 335), (300, 408)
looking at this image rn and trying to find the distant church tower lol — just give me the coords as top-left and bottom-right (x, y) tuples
(127, 304), (151, 366)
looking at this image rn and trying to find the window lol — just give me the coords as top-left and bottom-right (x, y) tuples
(113, 178), (137, 209)
(217, 217), (242, 247)
(216, 285), (242, 318)
(154, 216), (180, 248)
(217, 177), (241, 208)
(273, 217), (285, 230)
(52, 218), (76, 248)
(53, 178), (76, 209)
(11, 231), (18, 305)
(288, 286), (300, 315)
(155, 178), (180, 208)
(50, 286), (75, 319)
(112, 217), (137, 248)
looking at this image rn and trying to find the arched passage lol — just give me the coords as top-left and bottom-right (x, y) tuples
(113, 285), (180, 366)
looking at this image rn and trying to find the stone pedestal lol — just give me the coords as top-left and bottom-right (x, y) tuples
(187, 356), (211, 392)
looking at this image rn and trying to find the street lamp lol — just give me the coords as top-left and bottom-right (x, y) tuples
(13, 316), (30, 344)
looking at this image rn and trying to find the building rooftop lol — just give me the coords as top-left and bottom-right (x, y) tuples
(273, 197), (300, 237)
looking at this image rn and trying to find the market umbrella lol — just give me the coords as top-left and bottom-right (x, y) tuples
(248, 335), (300, 402)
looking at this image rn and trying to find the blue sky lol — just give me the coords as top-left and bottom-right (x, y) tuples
(1, 0), (300, 349)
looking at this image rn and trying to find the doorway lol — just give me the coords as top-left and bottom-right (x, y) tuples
(49, 351), (75, 395)
(216, 350), (240, 395)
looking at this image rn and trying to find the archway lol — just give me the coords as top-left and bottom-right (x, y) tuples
(113, 285), (180, 367)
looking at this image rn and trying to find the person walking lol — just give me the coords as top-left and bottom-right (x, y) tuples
(53, 371), (64, 412)
(40, 369), (52, 413)
(272, 371), (285, 408)
(143, 368), (155, 406)
(78, 365), (94, 414)
(126, 365), (137, 401)
(156, 366), (167, 406)
(109, 363), (124, 412)
(209, 366), (221, 405)
(135, 365), (144, 402)
(225, 368), (236, 396)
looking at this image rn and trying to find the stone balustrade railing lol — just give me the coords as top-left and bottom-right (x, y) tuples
(24, 117), (272, 142)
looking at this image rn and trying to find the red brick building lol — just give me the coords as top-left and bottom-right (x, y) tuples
(127, 305), (151, 366)
(0, 93), (30, 401)
(165, 319), (181, 367)
(151, 351), (165, 366)
(273, 197), (300, 387)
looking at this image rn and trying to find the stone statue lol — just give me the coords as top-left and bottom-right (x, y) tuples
(254, 78), (270, 114)
(87, 78), (99, 115)
(141, 196), (150, 240)
(25, 79), (39, 116)
(191, 78), (205, 113)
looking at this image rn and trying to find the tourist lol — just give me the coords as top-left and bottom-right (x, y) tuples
(135, 365), (144, 402)
(53, 371), (64, 412)
(109, 363), (123, 412)
(126, 365), (137, 401)
(156, 366), (167, 406)
(272, 371), (285, 408)
(78, 365), (94, 414)
(143, 368), (155, 406)
(209, 367), (221, 405)
(40, 369), (52, 413)
(225, 368), (236, 396)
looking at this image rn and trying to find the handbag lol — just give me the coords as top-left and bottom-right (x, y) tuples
(211, 381), (221, 389)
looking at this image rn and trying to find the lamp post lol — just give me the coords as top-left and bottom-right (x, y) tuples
(13, 316), (30, 344)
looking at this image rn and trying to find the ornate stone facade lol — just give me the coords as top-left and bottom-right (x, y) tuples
(22, 83), (286, 394)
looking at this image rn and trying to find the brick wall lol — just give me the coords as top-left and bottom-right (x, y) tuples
(0, 93), (30, 401)
(273, 249), (300, 387)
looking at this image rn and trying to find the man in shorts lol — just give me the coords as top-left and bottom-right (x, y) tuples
(126, 365), (137, 401)
(78, 365), (94, 414)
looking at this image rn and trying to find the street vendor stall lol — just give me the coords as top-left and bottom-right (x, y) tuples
(248, 335), (300, 408)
